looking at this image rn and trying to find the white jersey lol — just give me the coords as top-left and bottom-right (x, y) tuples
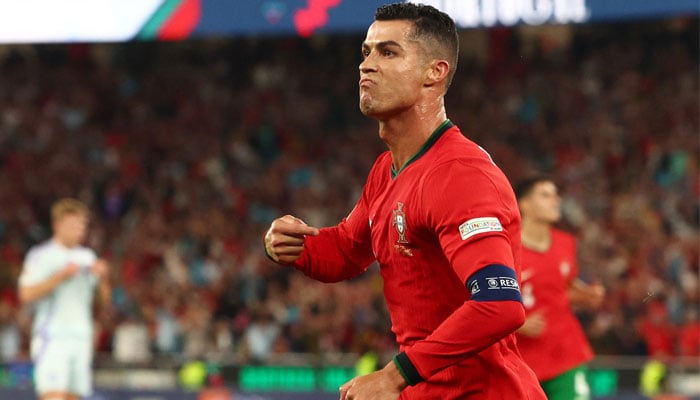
(19, 240), (98, 339)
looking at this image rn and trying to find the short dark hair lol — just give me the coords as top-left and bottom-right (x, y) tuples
(375, 2), (459, 92)
(513, 175), (556, 200)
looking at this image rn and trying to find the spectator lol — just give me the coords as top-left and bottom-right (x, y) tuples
(242, 307), (280, 364)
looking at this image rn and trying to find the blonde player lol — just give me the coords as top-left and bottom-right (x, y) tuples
(18, 198), (110, 400)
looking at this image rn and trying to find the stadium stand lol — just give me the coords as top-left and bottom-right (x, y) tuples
(0, 18), (696, 388)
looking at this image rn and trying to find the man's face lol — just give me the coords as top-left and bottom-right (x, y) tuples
(359, 20), (428, 119)
(54, 213), (88, 247)
(520, 181), (562, 224)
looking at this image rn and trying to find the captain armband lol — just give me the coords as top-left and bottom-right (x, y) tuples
(466, 264), (522, 302)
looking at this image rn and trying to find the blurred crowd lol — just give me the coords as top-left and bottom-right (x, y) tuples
(0, 18), (697, 369)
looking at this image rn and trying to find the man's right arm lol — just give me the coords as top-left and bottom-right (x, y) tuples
(291, 222), (375, 282)
(19, 263), (80, 304)
(264, 201), (375, 282)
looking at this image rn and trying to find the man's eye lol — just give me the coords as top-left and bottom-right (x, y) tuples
(383, 50), (394, 56)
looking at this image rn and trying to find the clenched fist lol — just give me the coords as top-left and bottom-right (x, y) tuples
(264, 215), (319, 264)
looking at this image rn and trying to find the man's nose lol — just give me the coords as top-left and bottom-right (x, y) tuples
(359, 55), (377, 73)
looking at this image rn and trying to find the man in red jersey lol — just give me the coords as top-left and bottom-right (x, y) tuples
(514, 176), (606, 400)
(263, 3), (546, 400)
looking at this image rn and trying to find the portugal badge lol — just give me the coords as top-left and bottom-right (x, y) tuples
(392, 202), (409, 244)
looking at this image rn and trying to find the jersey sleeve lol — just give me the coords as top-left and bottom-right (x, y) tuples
(291, 158), (382, 282)
(567, 233), (579, 283)
(18, 248), (53, 287)
(292, 196), (375, 282)
(292, 152), (389, 282)
(397, 300), (525, 384)
(421, 160), (519, 284)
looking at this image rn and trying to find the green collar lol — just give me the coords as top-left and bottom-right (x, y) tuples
(391, 119), (453, 179)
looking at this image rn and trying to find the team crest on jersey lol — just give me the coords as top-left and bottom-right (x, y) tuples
(392, 202), (409, 244)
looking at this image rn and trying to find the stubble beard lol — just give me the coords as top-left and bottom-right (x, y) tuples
(359, 93), (376, 117)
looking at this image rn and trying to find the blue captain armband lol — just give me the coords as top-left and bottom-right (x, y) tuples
(467, 264), (522, 302)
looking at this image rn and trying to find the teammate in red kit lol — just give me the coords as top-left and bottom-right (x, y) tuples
(263, 3), (545, 400)
(514, 176), (606, 400)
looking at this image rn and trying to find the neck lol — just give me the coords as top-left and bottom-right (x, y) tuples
(521, 218), (551, 252)
(378, 98), (447, 171)
(53, 236), (75, 248)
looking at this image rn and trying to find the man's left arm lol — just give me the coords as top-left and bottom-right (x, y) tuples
(568, 278), (605, 310)
(91, 258), (112, 310)
(564, 234), (605, 310)
(340, 252), (525, 394)
(340, 302), (525, 400)
(394, 233), (525, 384)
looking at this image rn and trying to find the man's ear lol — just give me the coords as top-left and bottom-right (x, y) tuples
(424, 59), (450, 88)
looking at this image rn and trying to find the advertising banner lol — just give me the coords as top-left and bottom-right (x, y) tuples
(0, 0), (697, 43)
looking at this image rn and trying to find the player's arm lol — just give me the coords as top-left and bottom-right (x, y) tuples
(395, 236), (526, 384)
(397, 302), (524, 384)
(516, 275), (546, 337)
(264, 215), (319, 264)
(340, 237), (525, 394)
(563, 236), (605, 310)
(568, 278), (605, 310)
(18, 262), (80, 304)
(91, 258), (112, 309)
(264, 198), (375, 283)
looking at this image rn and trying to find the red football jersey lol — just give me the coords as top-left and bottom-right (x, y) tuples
(515, 228), (594, 381)
(292, 121), (545, 399)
